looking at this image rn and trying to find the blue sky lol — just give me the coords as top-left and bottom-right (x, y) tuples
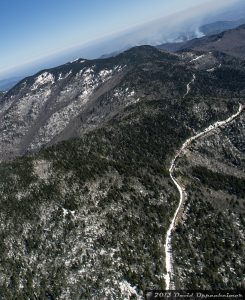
(0, 0), (240, 79)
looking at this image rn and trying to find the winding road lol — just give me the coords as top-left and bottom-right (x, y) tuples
(164, 103), (243, 290)
(184, 74), (196, 98)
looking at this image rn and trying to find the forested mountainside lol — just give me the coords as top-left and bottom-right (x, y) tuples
(172, 109), (245, 290)
(0, 91), (5, 99)
(0, 45), (244, 299)
(0, 46), (185, 160)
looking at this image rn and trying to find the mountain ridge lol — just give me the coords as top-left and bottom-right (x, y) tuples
(0, 46), (186, 160)
(158, 23), (245, 59)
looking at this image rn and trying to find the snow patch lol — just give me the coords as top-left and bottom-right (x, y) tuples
(184, 74), (196, 98)
(71, 58), (85, 64)
(64, 70), (72, 79)
(99, 69), (113, 78)
(119, 280), (139, 299)
(58, 73), (63, 81)
(190, 55), (205, 63)
(33, 159), (52, 182)
(32, 72), (54, 90)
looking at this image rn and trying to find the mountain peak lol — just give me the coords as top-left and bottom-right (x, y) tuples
(117, 45), (178, 63)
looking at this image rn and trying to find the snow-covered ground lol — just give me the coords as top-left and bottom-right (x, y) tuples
(31, 72), (55, 90)
(207, 63), (222, 73)
(190, 55), (205, 63)
(184, 74), (196, 98)
(164, 103), (243, 290)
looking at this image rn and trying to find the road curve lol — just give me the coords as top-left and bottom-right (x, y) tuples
(164, 103), (243, 290)
(184, 74), (196, 98)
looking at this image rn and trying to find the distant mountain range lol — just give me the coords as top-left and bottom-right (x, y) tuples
(0, 76), (23, 91)
(2, 19), (244, 93)
(2, 0), (245, 84)
(158, 23), (245, 59)
(199, 18), (245, 36)
(2, 19), (245, 94)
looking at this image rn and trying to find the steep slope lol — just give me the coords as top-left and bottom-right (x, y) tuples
(0, 46), (244, 298)
(158, 24), (245, 59)
(0, 46), (189, 160)
(0, 91), (5, 99)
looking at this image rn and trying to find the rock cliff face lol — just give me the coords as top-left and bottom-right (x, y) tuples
(0, 45), (244, 298)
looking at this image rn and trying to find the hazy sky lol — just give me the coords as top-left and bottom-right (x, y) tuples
(0, 0), (241, 79)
